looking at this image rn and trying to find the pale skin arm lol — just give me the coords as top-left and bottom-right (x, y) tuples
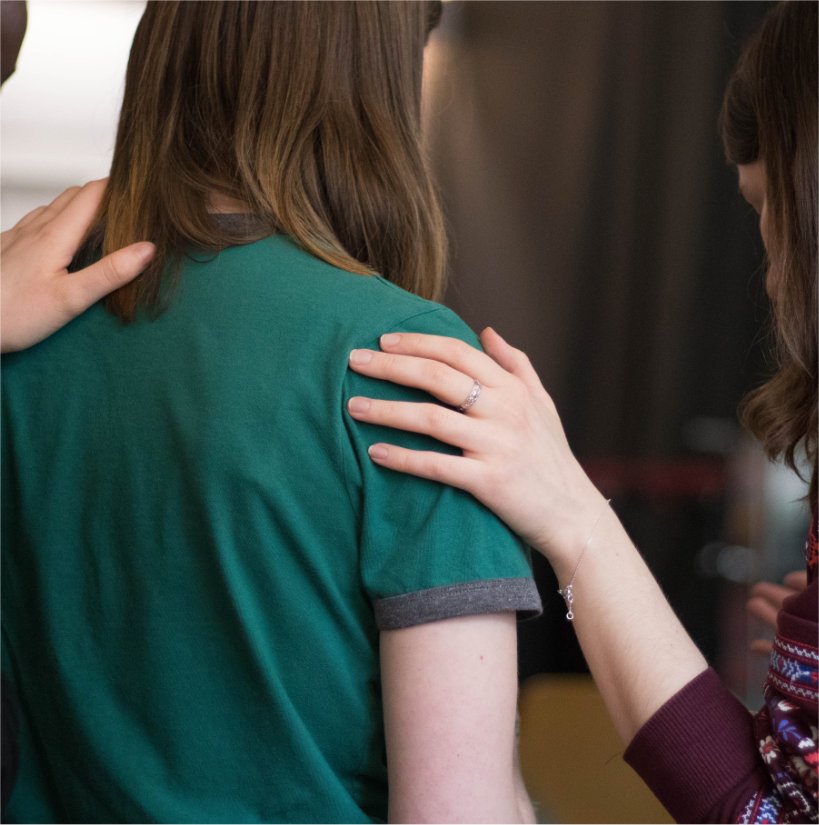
(1, 179), (155, 353)
(381, 613), (535, 823)
(348, 329), (708, 745)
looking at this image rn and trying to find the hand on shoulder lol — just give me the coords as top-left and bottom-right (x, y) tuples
(347, 326), (607, 571)
(1, 180), (155, 353)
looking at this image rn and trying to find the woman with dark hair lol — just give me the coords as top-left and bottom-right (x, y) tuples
(346, 2), (817, 822)
(1, 2), (540, 821)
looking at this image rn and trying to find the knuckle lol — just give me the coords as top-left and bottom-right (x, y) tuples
(423, 403), (446, 430)
(423, 453), (445, 478)
(24, 206), (46, 224)
(437, 336), (456, 356)
(393, 333), (419, 353)
(53, 186), (80, 205)
(448, 338), (470, 362)
(366, 399), (389, 421)
(99, 256), (125, 289)
(429, 361), (451, 387)
(379, 352), (403, 375)
(36, 223), (59, 244)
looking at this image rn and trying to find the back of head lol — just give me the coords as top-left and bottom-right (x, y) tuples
(97, 0), (446, 320)
(720, 1), (818, 499)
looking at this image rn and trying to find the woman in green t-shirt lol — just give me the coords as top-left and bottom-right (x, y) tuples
(2, 3), (540, 822)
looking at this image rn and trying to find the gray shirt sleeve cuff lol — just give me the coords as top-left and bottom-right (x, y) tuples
(373, 578), (543, 630)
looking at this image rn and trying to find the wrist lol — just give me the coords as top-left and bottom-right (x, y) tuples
(537, 488), (612, 584)
(554, 497), (616, 622)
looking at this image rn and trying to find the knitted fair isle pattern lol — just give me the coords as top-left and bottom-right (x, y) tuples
(738, 515), (819, 824)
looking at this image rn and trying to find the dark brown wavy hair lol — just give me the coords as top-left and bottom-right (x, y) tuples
(93, 1), (445, 321)
(720, 1), (818, 502)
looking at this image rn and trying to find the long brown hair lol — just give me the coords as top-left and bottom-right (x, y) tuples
(95, 1), (446, 320)
(720, 1), (818, 502)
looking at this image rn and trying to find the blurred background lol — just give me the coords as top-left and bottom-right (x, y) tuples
(1, 2), (811, 822)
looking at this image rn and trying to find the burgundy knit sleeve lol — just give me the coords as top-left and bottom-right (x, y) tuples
(625, 577), (818, 824)
(624, 668), (770, 823)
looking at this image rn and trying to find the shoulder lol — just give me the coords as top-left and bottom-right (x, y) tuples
(215, 236), (476, 349)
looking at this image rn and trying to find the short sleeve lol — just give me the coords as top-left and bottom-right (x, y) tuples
(342, 304), (542, 630)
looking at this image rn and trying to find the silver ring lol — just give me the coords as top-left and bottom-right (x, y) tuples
(457, 380), (482, 413)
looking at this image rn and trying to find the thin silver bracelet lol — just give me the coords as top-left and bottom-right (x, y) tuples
(557, 498), (612, 621)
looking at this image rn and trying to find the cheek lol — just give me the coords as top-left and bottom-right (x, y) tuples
(759, 207), (780, 299)
(759, 206), (771, 255)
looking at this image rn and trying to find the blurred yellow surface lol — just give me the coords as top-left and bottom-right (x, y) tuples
(519, 674), (674, 824)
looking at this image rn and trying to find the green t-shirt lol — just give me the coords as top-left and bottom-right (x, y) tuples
(1, 234), (541, 823)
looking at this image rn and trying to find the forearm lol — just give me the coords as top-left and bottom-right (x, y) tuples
(548, 502), (708, 745)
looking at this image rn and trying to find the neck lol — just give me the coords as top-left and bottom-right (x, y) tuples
(208, 193), (250, 214)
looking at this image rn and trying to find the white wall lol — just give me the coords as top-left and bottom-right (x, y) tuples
(1, 0), (145, 229)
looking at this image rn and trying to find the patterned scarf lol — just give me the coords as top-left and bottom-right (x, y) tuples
(740, 514), (819, 823)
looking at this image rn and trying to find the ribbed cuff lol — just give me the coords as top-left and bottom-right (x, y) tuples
(624, 668), (769, 823)
(374, 578), (542, 630)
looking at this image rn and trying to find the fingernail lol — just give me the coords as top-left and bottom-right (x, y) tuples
(368, 444), (389, 461)
(380, 333), (400, 348)
(133, 242), (156, 264)
(348, 397), (371, 414)
(349, 349), (373, 365)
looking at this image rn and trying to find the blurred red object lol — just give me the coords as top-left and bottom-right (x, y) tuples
(584, 457), (726, 500)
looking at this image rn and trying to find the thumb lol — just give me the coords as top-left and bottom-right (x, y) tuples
(479, 326), (520, 372)
(69, 242), (155, 309)
(480, 327), (544, 393)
